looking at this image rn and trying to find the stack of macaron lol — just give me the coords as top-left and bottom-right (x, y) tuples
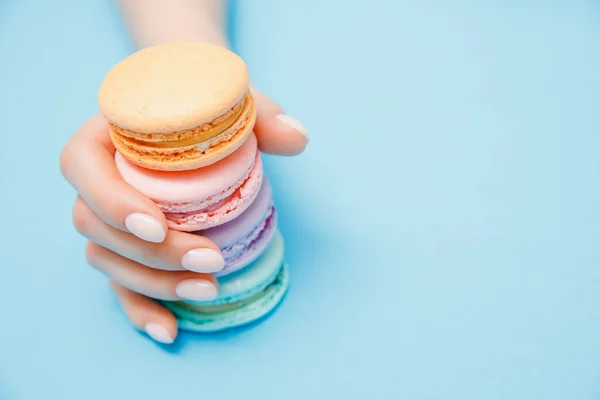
(98, 42), (288, 332)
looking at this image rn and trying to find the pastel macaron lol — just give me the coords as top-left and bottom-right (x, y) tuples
(115, 134), (263, 232)
(98, 42), (256, 171)
(165, 230), (289, 332)
(201, 178), (277, 277)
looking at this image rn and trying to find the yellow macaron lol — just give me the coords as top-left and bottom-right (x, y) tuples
(98, 42), (256, 171)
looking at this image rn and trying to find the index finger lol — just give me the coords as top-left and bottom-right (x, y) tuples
(60, 113), (168, 243)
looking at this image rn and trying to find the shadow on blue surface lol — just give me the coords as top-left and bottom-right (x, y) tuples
(0, 379), (14, 400)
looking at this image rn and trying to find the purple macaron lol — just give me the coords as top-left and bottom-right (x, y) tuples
(198, 179), (278, 277)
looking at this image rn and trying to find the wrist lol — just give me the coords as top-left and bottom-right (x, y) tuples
(133, 25), (228, 50)
(118, 0), (228, 49)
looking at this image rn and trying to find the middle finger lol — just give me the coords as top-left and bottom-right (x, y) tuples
(86, 242), (218, 301)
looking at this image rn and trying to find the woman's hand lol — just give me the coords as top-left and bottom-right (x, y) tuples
(60, 90), (307, 343)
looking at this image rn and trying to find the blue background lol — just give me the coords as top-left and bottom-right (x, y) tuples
(1, 1), (599, 398)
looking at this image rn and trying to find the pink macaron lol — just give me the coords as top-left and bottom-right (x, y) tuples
(115, 134), (263, 231)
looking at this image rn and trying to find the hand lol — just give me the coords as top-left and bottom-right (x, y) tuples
(60, 89), (308, 343)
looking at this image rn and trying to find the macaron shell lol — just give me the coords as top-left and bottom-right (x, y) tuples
(165, 156), (263, 231)
(98, 42), (249, 133)
(165, 263), (289, 333)
(115, 134), (257, 205)
(215, 208), (277, 277)
(201, 178), (273, 248)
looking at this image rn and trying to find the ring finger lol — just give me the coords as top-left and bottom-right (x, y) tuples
(86, 242), (219, 302)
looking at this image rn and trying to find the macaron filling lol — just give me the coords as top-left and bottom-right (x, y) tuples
(108, 92), (256, 170)
(108, 92), (248, 145)
(180, 290), (266, 314)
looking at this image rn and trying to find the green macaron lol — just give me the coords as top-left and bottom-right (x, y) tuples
(164, 230), (289, 332)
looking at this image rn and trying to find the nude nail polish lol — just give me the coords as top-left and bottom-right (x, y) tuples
(144, 323), (174, 344)
(181, 248), (225, 273)
(124, 213), (166, 243)
(275, 114), (309, 142)
(176, 279), (218, 301)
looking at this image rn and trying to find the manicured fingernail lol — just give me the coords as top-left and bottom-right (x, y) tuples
(176, 279), (218, 301)
(181, 248), (225, 273)
(124, 213), (166, 243)
(144, 322), (174, 344)
(275, 114), (309, 142)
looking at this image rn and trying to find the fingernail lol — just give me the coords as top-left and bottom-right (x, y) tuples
(181, 248), (225, 273)
(144, 322), (174, 344)
(124, 213), (166, 243)
(176, 279), (218, 301)
(275, 114), (309, 142)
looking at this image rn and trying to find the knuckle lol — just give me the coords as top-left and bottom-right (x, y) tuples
(140, 242), (169, 268)
(72, 199), (91, 237)
(144, 244), (162, 261)
(109, 280), (121, 293)
(84, 241), (103, 269)
(59, 140), (77, 179)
